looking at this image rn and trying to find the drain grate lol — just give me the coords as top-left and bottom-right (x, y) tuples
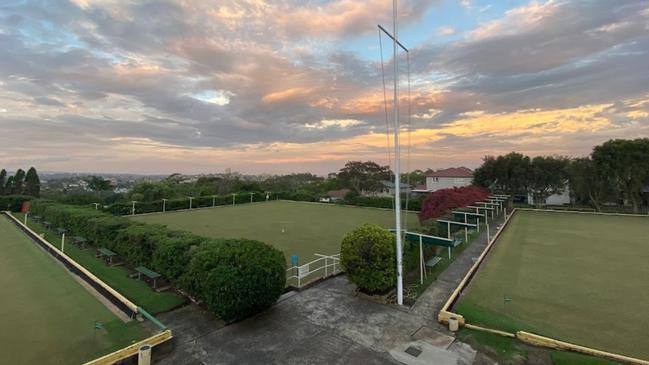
(404, 346), (422, 357)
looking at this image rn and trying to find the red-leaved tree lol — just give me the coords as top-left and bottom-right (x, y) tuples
(419, 186), (490, 222)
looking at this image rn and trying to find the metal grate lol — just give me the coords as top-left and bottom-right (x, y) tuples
(404, 346), (422, 357)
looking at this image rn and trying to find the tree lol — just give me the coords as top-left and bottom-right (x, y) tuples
(11, 169), (25, 195)
(85, 176), (113, 198)
(592, 139), (649, 213)
(473, 152), (531, 205)
(23, 167), (41, 197)
(340, 224), (395, 294)
(337, 161), (391, 194)
(402, 169), (426, 186)
(528, 156), (569, 207)
(0, 169), (6, 195)
(567, 158), (615, 211)
(4, 176), (14, 194)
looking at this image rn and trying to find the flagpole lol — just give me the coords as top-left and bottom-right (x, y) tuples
(393, 0), (403, 306)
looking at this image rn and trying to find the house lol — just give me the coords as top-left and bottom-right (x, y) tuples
(362, 181), (412, 197)
(413, 167), (473, 193)
(527, 186), (571, 206)
(322, 189), (351, 202)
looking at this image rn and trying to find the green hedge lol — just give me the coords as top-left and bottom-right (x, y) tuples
(104, 192), (268, 215)
(340, 224), (396, 293)
(181, 239), (286, 321)
(28, 200), (286, 321)
(0, 195), (33, 212)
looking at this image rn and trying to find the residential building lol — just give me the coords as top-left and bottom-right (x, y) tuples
(413, 167), (473, 193)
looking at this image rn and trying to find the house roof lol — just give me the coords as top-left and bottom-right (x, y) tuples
(426, 167), (473, 178)
(327, 189), (351, 199)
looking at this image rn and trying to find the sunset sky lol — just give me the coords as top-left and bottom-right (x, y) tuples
(1, 0), (648, 175)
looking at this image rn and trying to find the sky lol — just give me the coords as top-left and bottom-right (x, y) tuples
(0, 0), (648, 175)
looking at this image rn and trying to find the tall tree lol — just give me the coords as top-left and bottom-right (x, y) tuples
(0, 169), (6, 195)
(85, 176), (113, 198)
(23, 167), (41, 197)
(528, 156), (569, 207)
(5, 176), (14, 195)
(592, 139), (649, 213)
(473, 152), (531, 205)
(11, 169), (25, 194)
(567, 157), (615, 211)
(337, 161), (391, 194)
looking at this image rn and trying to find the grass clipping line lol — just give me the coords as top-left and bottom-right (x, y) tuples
(437, 208), (649, 365)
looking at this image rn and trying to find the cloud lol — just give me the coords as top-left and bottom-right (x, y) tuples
(0, 0), (647, 174)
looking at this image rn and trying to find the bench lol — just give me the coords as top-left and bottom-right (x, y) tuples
(134, 266), (161, 289)
(32, 215), (42, 222)
(96, 247), (117, 265)
(426, 257), (443, 269)
(43, 221), (52, 230)
(73, 236), (87, 249)
(56, 227), (67, 235)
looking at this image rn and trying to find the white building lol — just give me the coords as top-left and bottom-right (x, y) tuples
(413, 167), (473, 193)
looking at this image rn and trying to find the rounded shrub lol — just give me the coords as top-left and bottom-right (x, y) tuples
(182, 238), (286, 322)
(340, 224), (395, 294)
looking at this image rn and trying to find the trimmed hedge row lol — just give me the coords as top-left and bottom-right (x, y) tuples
(105, 192), (268, 215)
(0, 195), (33, 212)
(29, 200), (286, 321)
(341, 195), (423, 211)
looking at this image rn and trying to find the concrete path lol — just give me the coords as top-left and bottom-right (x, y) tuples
(156, 213), (507, 365)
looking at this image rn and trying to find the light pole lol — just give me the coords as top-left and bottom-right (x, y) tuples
(232, 193), (236, 206)
(250, 192), (254, 203)
(162, 199), (167, 213)
(93, 203), (100, 210)
(61, 232), (65, 253)
(24, 212), (29, 226)
(212, 195), (216, 207)
(131, 201), (136, 216)
(188, 196), (194, 209)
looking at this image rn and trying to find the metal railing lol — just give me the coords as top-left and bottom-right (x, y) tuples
(286, 254), (341, 288)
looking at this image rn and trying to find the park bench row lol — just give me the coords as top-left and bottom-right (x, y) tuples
(31, 215), (166, 291)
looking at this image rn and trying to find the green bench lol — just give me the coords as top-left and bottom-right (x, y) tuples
(96, 247), (117, 265)
(42, 221), (52, 230)
(134, 266), (161, 289)
(56, 227), (67, 235)
(426, 256), (443, 269)
(72, 236), (87, 249)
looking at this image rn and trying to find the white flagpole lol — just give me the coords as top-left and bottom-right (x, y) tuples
(393, 0), (403, 306)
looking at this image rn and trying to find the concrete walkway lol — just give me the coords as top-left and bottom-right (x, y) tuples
(157, 213), (507, 365)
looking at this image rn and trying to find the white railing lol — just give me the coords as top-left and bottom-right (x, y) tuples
(286, 253), (341, 288)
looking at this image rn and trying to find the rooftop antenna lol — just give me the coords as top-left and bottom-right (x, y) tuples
(378, 0), (409, 306)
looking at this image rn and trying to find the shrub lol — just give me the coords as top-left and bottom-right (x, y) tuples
(419, 185), (490, 222)
(0, 195), (32, 212)
(340, 224), (395, 294)
(152, 234), (204, 281)
(181, 239), (286, 322)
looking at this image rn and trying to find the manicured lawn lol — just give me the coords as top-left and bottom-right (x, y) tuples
(456, 210), (649, 361)
(0, 216), (149, 365)
(16, 213), (185, 314)
(132, 201), (421, 265)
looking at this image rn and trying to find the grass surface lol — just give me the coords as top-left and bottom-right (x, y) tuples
(0, 216), (149, 365)
(16, 213), (185, 314)
(132, 201), (421, 265)
(456, 210), (649, 360)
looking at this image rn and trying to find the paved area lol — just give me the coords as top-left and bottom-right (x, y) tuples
(157, 213), (506, 365)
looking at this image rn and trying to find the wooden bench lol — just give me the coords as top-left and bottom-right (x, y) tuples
(426, 256), (443, 269)
(134, 266), (161, 289)
(96, 247), (117, 265)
